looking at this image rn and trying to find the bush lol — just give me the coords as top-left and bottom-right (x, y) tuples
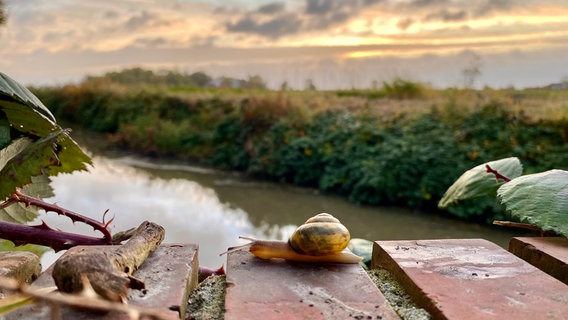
(34, 84), (568, 223)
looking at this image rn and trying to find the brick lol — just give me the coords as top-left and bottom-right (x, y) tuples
(509, 237), (568, 285)
(6, 243), (198, 320)
(372, 239), (568, 320)
(224, 250), (400, 320)
(0, 251), (41, 285)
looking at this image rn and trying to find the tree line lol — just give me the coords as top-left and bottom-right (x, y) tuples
(84, 67), (268, 90)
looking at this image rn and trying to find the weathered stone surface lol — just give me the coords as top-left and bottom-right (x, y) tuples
(509, 237), (568, 285)
(225, 250), (400, 320)
(6, 243), (198, 320)
(0, 251), (41, 284)
(372, 239), (568, 320)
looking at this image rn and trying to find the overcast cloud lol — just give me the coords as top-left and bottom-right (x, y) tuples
(1, 0), (567, 89)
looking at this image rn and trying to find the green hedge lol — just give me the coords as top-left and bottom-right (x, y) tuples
(32, 86), (568, 223)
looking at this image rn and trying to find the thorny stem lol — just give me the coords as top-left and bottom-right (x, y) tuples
(0, 220), (110, 252)
(0, 189), (123, 251)
(485, 164), (511, 182)
(11, 188), (112, 241)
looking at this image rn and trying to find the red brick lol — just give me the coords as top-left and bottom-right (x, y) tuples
(7, 243), (198, 320)
(372, 239), (568, 320)
(509, 237), (568, 285)
(225, 250), (400, 320)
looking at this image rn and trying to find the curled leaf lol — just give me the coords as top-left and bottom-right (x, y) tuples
(497, 169), (568, 237)
(438, 157), (523, 208)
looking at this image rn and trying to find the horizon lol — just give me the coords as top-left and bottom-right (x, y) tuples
(1, 0), (568, 90)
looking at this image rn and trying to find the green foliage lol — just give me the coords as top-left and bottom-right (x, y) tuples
(438, 157), (523, 208)
(32, 78), (568, 224)
(382, 78), (425, 100)
(0, 72), (92, 255)
(0, 73), (91, 202)
(497, 169), (568, 237)
(0, 240), (49, 257)
(335, 89), (386, 99)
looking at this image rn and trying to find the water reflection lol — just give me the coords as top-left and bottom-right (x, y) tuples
(42, 157), (281, 269)
(40, 154), (533, 269)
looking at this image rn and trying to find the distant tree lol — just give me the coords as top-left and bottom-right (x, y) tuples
(106, 67), (155, 85)
(189, 71), (212, 87)
(163, 71), (186, 87)
(462, 53), (482, 89)
(371, 80), (379, 90)
(243, 75), (267, 90)
(305, 78), (317, 91)
(280, 81), (289, 91)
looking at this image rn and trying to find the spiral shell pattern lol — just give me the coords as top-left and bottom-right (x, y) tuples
(288, 213), (351, 256)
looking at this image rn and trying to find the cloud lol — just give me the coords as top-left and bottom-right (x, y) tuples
(224, 0), (382, 39)
(257, 2), (286, 15)
(396, 17), (415, 30)
(423, 9), (468, 22)
(474, 0), (516, 17)
(226, 13), (303, 38)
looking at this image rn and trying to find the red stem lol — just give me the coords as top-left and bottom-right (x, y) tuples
(485, 164), (511, 182)
(11, 189), (112, 241)
(0, 221), (111, 252)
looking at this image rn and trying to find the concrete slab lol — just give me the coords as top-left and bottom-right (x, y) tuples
(372, 239), (568, 320)
(509, 237), (568, 285)
(224, 250), (400, 320)
(6, 243), (198, 320)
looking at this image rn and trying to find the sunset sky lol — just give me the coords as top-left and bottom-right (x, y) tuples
(1, 0), (568, 89)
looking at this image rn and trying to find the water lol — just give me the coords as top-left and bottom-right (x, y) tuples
(38, 149), (532, 270)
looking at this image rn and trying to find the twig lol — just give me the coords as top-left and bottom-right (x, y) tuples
(12, 189), (112, 241)
(485, 164), (511, 182)
(492, 220), (541, 231)
(492, 220), (554, 237)
(52, 221), (165, 302)
(0, 221), (110, 252)
(0, 276), (176, 320)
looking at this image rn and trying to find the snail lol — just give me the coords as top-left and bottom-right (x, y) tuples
(221, 213), (362, 264)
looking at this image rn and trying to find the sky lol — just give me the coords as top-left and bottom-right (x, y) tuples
(1, 0), (568, 89)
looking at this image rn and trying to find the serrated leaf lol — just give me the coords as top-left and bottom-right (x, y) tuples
(0, 130), (69, 200)
(438, 157), (523, 208)
(497, 169), (568, 237)
(0, 72), (56, 127)
(0, 240), (49, 256)
(0, 201), (39, 223)
(47, 132), (92, 176)
(0, 175), (54, 223)
(0, 73), (92, 190)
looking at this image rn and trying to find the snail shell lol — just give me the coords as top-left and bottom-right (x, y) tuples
(289, 213), (350, 256)
(221, 213), (361, 264)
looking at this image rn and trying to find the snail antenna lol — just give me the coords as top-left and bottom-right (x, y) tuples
(219, 236), (257, 256)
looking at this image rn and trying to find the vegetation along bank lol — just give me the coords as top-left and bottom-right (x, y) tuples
(31, 70), (568, 223)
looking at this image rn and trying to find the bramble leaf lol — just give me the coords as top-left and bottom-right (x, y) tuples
(0, 72), (91, 200)
(497, 169), (568, 237)
(438, 157), (523, 208)
(0, 72), (56, 130)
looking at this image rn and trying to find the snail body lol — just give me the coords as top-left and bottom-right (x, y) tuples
(221, 213), (362, 264)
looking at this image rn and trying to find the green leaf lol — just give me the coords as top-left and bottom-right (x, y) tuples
(0, 116), (9, 149)
(0, 175), (54, 224)
(0, 240), (49, 257)
(0, 72), (56, 128)
(0, 131), (87, 200)
(0, 73), (92, 199)
(438, 157), (523, 208)
(497, 169), (568, 237)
